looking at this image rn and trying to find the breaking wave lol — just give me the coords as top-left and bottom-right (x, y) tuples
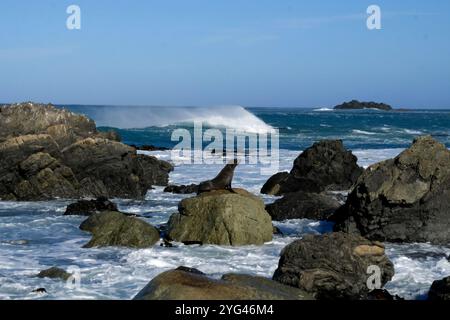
(79, 105), (274, 134)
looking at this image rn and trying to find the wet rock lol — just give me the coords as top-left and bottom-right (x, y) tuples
(333, 136), (450, 244)
(64, 197), (118, 216)
(428, 277), (450, 300)
(266, 191), (340, 221)
(0, 102), (173, 201)
(273, 232), (395, 300)
(37, 267), (71, 281)
(167, 189), (273, 246)
(133, 268), (313, 300)
(80, 211), (160, 248)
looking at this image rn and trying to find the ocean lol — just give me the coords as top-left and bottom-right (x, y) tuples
(0, 106), (449, 300)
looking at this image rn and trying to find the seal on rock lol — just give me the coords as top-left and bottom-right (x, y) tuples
(197, 160), (239, 195)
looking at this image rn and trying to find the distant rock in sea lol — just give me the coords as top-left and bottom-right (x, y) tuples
(0, 102), (173, 201)
(334, 100), (392, 111)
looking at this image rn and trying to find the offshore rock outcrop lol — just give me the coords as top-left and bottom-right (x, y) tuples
(333, 136), (450, 244)
(333, 100), (392, 111)
(0, 102), (173, 200)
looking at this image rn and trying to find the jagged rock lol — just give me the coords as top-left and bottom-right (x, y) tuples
(266, 191), (340, 221)
(64, 197), (118, 216)
(164, 184), (199, 194)
(333, 136), (450, 244)
(334, 100), (392, 111)
(167, 189), (273, 246)
(79, 211), (160, 248)
(428, 276), (450, 300)
(0, 102), (96, 147)
(273, 232), (395, 300)
(37, 267), (72, 281)
(261, 140), (363, 195)
(133, 268), (313, 300)
(0, 102), (173, 200)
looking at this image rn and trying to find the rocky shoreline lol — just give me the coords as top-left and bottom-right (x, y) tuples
(1, 103), (449, 300)
(0, 102), (173, 200)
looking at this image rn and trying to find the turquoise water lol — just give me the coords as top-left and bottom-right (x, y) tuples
(64, 105), (450, 150)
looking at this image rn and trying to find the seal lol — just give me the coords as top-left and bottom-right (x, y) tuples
(197, 160), (239, 195)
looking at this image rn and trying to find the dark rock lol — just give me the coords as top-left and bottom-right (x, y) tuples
(37, 267), (71, 281)
(428, 277), (450, 300)
(0, 102), (173, 201)
(164, 184), (199, 194)
(133, 268), (313, 300)
(290, 140), (363, 191)
(135, 145), (170, 151)
(266, 191), (340, 221)
(79, 211), (160, 248)
(261, 140), (363, 195)
(273, 232), (395, 300)
(64, 197), (118, 216)
(333, 136), (450, 244)
(32, 288), (47, 294)
(260, 172), (290, 195)
(334, 100), (392, 111)
(182, 241), (203, 246)
(273, 225), (283, 235)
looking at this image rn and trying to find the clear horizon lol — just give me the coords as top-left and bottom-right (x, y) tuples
(1, 0), (450, 108)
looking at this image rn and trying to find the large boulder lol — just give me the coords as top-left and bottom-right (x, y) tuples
(266, 191), (340, 221)
(79, 211), (160, 248)
(272, 232), (395, 300)
(167, 189), (273, 246)
(0, 102), (173, 200)
(133, 267), (313, 300)
(333, 136), (450, 244)
(428, 276), (450, 300)
(261, 140), (363, 195)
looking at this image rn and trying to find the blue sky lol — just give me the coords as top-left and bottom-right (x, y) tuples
(1, 0), (449, 108)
